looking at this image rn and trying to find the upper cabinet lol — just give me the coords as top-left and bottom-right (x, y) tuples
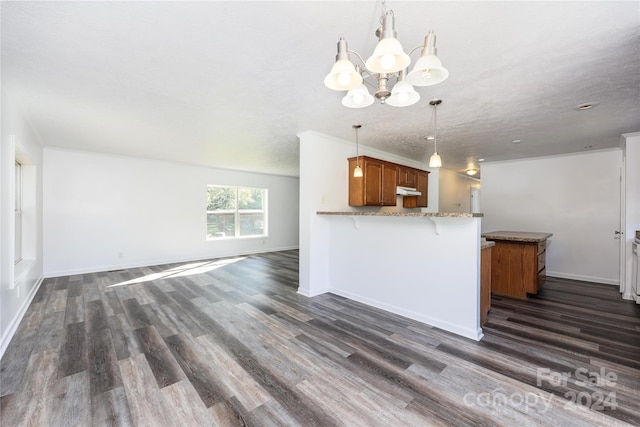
(349, 156), (397, 206)
(398, 166), (418, 189)
(348, 156), (429, 208)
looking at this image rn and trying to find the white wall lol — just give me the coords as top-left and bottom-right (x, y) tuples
(481, 149), (622, 284)
(1, 87), (45, 358)
(438, 169), (480, 213)
(43, 149), (299, 276)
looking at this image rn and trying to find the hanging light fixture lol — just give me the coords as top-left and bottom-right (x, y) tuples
(353, 124), (363, 177)
(428, 99), (442, 168)
(324, 0), (448, 108)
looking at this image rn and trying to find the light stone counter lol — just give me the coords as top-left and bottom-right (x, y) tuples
(481, 240), (496, 250)
(317, 211), (483, 218)
(481, 231), (553, 242)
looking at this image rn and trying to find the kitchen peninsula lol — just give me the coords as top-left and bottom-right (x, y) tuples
(304, 211), (485, 341)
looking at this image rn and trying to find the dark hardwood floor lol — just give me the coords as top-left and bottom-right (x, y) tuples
(1, 250), (639, 426)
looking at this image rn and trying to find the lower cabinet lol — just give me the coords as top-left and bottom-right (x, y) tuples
(488, 240), (547, 299)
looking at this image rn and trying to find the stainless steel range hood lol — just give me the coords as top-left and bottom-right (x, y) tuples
(396, 186), (422, 196)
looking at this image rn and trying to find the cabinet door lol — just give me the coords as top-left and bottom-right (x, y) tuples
(406, 168), (418, 188)
(397, 166), (408, 187)
(348, 158), (365, 206)
(381, 163), (397, 206)
(364, 159), (383, 205)
(415, 171), (429, 207)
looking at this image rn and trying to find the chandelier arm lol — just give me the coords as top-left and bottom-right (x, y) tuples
(347, 50), (367, 68)
(408, 45), (423, 56)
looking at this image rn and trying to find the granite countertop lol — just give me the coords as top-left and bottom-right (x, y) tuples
(482, 231), (553, 242)
(481, 240), (496, 249)
(317, 211), (483, 218)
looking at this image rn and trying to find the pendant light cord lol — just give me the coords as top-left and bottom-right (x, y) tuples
(433, 103), (437, 153)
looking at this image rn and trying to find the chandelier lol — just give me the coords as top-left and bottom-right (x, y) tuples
(324, 0), (449, 108)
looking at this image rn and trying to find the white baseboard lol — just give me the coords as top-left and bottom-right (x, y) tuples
(546, 271), (619, 286)
(328, 288), (483, 342)
(297, 287), (330, 298)
(0, 275), (44, 360)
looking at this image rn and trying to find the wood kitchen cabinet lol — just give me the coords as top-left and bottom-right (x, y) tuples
(397, 166), (418, 188)
(348, 156), (397, 206)
(402, 170), (429, 208)
(482, 231), (552, 299)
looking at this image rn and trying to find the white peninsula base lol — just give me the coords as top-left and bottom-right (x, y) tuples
(300, 212), (484, 341)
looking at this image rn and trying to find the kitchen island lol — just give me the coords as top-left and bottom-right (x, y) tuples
(303, 211), (485, 341)
(482, 231), (553, 299)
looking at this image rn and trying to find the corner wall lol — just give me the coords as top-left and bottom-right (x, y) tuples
(481, 149), (622, 284)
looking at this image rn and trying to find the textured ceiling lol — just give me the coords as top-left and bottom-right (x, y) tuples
(2, 1), (639, 177)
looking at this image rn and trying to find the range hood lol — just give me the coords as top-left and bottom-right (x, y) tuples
(396, 186), (422, 196)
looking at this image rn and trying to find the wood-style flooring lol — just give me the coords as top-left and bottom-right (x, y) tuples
(1, 250), (639, 426)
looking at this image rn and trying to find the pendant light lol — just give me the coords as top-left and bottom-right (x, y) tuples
(428, 99), (442, 168)
(353, 124), (363, 177)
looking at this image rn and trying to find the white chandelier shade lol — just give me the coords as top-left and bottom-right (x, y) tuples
(406, 31), (449, 87)
(324, 59), (363, 91)
(342, 84), (376, 108)
(386, 80), (420, 107)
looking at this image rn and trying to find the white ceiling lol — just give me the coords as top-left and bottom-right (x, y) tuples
(2, 1), (639, 177)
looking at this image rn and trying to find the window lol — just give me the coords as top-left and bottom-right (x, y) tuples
(206, 186), (267, 239)
(14, 161), (22, 264)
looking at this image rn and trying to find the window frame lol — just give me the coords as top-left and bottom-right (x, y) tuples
(206, 185), (268, 240)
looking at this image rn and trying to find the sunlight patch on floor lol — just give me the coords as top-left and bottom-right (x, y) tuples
(107, 257), (246, 287)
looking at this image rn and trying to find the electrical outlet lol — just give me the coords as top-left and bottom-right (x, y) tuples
(118, 252), (124, 259)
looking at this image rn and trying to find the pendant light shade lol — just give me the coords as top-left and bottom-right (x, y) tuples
(429, 152), (442, 168)
(342, 84), (375, 108)
(406, 31), (449, 87)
